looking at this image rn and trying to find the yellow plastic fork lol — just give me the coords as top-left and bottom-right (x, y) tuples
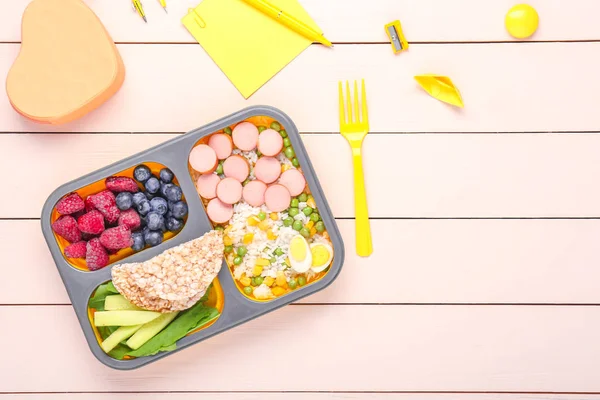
(339, 79), (372, 257)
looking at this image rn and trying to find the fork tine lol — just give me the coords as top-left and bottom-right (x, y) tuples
(338, 81), (346, 126)
(361, 79), (368, 126)
(354, 80), (360, 123)
(345, 81), (353, 123)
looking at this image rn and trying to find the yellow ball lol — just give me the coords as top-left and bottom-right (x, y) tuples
(505, 4), (539, 39)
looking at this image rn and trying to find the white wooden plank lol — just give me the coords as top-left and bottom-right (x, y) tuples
(2, 394), (598, 399)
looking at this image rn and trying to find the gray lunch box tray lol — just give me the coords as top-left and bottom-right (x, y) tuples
(41, 106), (345, 370)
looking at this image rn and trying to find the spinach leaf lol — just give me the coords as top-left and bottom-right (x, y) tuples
(88, 281), (119, 311)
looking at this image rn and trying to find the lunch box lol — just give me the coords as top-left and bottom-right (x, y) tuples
(41, 106), (345, 370)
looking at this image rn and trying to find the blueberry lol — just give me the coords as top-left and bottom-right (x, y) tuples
(165, 185), (183, 202)
(115, 192), (133, 210)
(170, 201), (188, 219)
(141, 225), (150, 237)
(150, 197), (168, 215)
(166, 216), (184, 232)
(159, 168), (174, 183)
(132, 192), (147, 207)
(143, 191), (156, 200)
(144, 230), (164, 247)
(131, 231), (145, 252)
(137, 200), (151, 216)
(146, 211), (164, 231)
(145, 177), (160, 194)
(160, 183), (173, 198)
(133, 165), (152, 183)
(159, 218), (167, 233)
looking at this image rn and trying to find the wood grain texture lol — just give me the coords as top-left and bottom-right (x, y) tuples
(1, 43), (600, 133)
(5, 218), (600, 305)
(3, 0), (600, 43)
(2, 305), (600, 392)
(2, 133), (600, 219)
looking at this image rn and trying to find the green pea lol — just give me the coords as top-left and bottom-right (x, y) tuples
(283, 138), (291, 147)
(284, 147), (295, 159)
(233, 256), (243, 265)
(315, 221), (325, 233)
(300, 227), (310, 238)
(280, 129), (288, 138)
(298, 193), (308, 202)
(270, 121), (281, 131)
(224, 245), (233, 253)
(290, 198), (299, 208)
(256, 150), (262, 157)
(237, 246), (247, 257)
(274, 248), (284, 256)
(224, 127), (232, 135)
(243, 179), (250, 186)
(258, 211), (267, 221)
(270, 257), (277, 264)
(288, 278), (298, 289)
(251, 277), (259, 286)
(254, 276), (264, 286)
(243, 286), (253, 295)
(292, 220), (303, 231)
(292, 158), (300, 167)
(302, 207), (313, 216)
(283, 217), (293, 227)
(288, 207), (299, 217)
(310, 213), (320, 222)
(257, 125), (267, 133)
(215, 162), (224, 175)
(297, 275), (307, 286)
(214, 225), (224, 231)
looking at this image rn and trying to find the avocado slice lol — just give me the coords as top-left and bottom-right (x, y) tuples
(94, 310), (162, 327)
(126, 312), (179, 350)
(104, 295), (142, 311)
(100, 325), (142, 353)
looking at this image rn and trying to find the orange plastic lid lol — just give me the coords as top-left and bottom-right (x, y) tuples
(6, 0), (125, 125)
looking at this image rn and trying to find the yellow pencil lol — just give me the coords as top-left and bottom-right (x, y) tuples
(240, 0), (332, 47)
(132, 0), (147, 22)
(158, 0), (167, 13)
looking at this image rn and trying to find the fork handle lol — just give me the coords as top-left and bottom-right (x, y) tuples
(352, 150), (373, 257)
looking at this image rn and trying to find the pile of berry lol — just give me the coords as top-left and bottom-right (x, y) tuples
(51, 165), (188, 271)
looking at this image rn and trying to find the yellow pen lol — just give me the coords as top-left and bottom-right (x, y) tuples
(158, 0), (167, 13)
(132, 0), (147, 22)
(240, 0), (333, 47)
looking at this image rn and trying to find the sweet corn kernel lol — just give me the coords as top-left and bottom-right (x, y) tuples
(258, 220), (270, 231)
(276, 271), (287, 287)
(223, 235), (233, 246)
(323, 231), (330, 240)
(270, 212), (279, 221)
(247, 216), (260, 226)
(285, 257), (291, 267)
(224, 225), (233, 235)
(272, 286), (286, 296)
(240, 274), (251, 286)
(267, 229), (278, 240)
(253, 265), (263, 276)
(281, 164), (291, 172)
(310, 227), (317, 237)
(264, 277), (275, 287)
(255, 258), (270, 266)
(306, 220), (314, 229)
(307, 196), (316, 208)
(243, 233), (254, 245)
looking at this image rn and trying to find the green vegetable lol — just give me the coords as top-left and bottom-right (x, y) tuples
(254, 276), (264, 286)
(224, 245), (233, 253)
(298, 193), (308, 202)
(251, 277), (259, 286)
(243, 286), (253, 295)
(290, 198), (299, 208)
(89, 281), (119, 311)
(215, 162), (224, 175)
(237, 246), (247, 257)
(101, 325), (142, 353)
(104, 295), (141, 311)
(298, 276), (307, 286)
(283, 217), (293, 227)
(94, 310), (162, 327)
(283, 138), (291, 147)
(280, 130), (288, 138)
(274, 248), (284, 256)
(256, 150), (262, 157)
(224, 127), (232, 135)
(214, 225), (224, 231)
(310, 213), (320, 222)
(288, 207), (299, 217)
(284, 147), (295, 159)
(233, 256), (243, 265)
(270, 121), (281, 131)
(258, 211), (266, 220)
(270, 257), (277, 264)
(315, 221), (325, 233)
(288, 278), (298, 289)
(300, 228), (310, 238)
(292, 220), (302, 231)
(302, 207), (313, 216)
(257, 125), (267, 133)
(243, 179), (250, 186)
(292, 158), (300, 167)
(126, 312), (179, 350)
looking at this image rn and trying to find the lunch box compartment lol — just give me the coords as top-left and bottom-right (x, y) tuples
(41, 106), (344, 370)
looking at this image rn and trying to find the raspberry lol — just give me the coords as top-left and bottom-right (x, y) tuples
(85, 196), (96, 211)
(105, 176), (139, 193)
(88, 191), (120, 224)
(86, 238), (109, 270)
(118, 209), (141, 230)
(100, 225), (133, 250)
(77, 210), (105, 235)
(56, 193), (85, 215)
(51, 216), (81, 243)
(64, 241), (87, 258)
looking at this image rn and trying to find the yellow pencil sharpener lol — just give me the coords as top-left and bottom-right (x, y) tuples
(385, 20), (409, 54)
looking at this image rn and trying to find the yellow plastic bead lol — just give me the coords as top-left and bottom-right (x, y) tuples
(306, 220), (314, 229)
(306, 196), (316, 208)
(505, 4), (539, 39)
(243, 233), (254, 245)
(272, 286), (286, 296)
(264, 277), (275, 287)
(239, 274), (251, 286)
(270, 212), (279, 221)
(223, 235), (233, 246)
(258, 220), (270, 231)
(253, 265), (263, 276)
(310, 227), (317, 237)
(267, 229), (278, 240)
(247, 216), (260, 226)
(255, 258), (270, 266)
(276, 271), (287, 287)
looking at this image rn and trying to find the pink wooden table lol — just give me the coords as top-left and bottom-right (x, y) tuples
(2, 0), (600, 398)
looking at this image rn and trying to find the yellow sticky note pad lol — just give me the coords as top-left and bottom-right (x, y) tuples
(183, 0), (322, 99)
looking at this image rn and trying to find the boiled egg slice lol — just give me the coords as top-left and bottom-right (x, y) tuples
(310, 242), (334, 273)
(288, 234), (312, 273)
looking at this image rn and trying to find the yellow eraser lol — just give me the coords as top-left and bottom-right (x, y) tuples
(385, 20), (409, 54)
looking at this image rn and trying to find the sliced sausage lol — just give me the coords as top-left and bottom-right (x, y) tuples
(232, 122), (259, 151)
(258, 129), (283, 157)
(196, 173), (220, 199)
(264, 184), (291, 212)
(216, 177), (243, 205)
(206, 198), (233, 224)
(208, 133), (233, 160)
(278, 168), (306, 197)
(189, 144), (218, 174)
(254, 156), (281, 184)
(223, 155), (250, 182)
(242, 180), (267, 207)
